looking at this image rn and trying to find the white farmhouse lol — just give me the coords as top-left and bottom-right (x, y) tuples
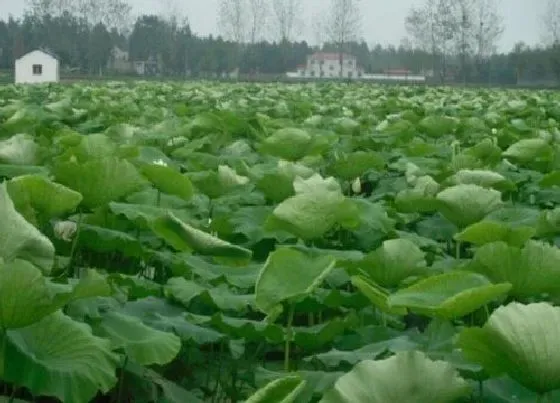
(292, 52), (364, 79)
(15, 49), (60, 84)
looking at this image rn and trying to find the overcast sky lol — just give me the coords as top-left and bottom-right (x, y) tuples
(0, 0), (547, 52)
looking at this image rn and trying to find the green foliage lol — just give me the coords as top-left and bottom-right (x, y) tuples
(1, 82), (560, 403)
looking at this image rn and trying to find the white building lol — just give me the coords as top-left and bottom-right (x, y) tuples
(292, 52), (364, 79)
(15, 49), (60, 84)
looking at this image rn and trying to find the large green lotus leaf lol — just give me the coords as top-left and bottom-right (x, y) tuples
(54, 157), (148, 209)
(503, 138), (554, 163)
(449, 169), (515, 191)
(134, 311), (224, 345)
(7, 174), (83, 226)
(539, 171), (560, 188)
(2, 311), (119, 403)
(188, 168), (249, 199)
(165, 277), (255, 312)
(69, 133), (117, 162)
(149, 212), (252, 259)
(351, 275), (407, 316)
(419, 115), (458, 138)
(388, 271), (512, 319)
(260, 128), (313, 161)
(459, 302), (560, 394)
(360, 239), (428, 288)
(139, 163), (193, 201)
(0, 133), (39, 165)
(455, 207), (540, 247)
(468, 240), (560, 298)
(255, 248), (336, 316)
(320, 351), (471, 403)
(0, 164), (49, 178)
(435, 184), (503, 228)
(0, 183), (54, 272)
(255, 160), (315, 203)
(109, 202), (195, 229)
(327, 151), (385, 180)
(246, 376), (307, 403)
(79, 224), (144, 258)
(188, 312), (284, 344)
(94, 311), (181, 366)
(0, 259), (71, 329)
(266, 174), (358, 240)
(395, 189), (438, 214)
(351, 199), (396, 250)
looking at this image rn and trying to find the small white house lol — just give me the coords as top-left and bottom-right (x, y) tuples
(15, 49), (60, 84)
(290, 52), (364, 79)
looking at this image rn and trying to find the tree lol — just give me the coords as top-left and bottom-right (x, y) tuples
(247, 0), (268, 44)
(271, 0), (302, 42)
(472, 0), (504, 82)
(88, 22), (112, 75)
(218, 0), (247, 44)
(25, 0), (131, 31)
(542, 0), (560, 45)
(319, 0), (362, 78)
(405, 0), (457, 82)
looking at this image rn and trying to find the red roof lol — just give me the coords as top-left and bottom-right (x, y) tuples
(309, 52), (356, 61)
(384, 69), (412, 75)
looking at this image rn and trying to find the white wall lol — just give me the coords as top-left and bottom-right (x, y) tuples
(306, 58), (360, 78)
(15, 50), (59, 84)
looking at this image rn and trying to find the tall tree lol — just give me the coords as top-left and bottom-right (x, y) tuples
(247, 0), (268, 44)
(88, 22), (112, 75)
(406, 0), (457, 82)
(271, 0), (302, 42)
(218, 0), (247, 43)
(472, 0), (504, 82)
(542, 0), (560, 45)
(320, 0), (362, 77)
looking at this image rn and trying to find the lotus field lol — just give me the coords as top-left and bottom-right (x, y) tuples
(2, 81), (560, 402)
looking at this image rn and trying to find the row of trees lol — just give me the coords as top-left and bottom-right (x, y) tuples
(0, 0), (558, 85)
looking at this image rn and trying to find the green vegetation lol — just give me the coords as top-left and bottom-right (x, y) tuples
(1, 81), (560, 402)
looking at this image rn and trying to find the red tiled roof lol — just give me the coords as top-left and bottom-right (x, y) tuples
(384, 68), (412, 74)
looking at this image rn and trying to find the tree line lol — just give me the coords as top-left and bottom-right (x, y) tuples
(0, 0), (557, 85)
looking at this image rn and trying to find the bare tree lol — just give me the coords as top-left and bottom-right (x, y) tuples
(270, 0), (302, 42)
(320, 0), (362, 78)
(247, 0), (268, 44)
(542, 0), (560, 45)
(406, 0), (457, 82)
(472, 0), (503, 58)
(26, 0), (131, 31)
(218, 0), (247, 43)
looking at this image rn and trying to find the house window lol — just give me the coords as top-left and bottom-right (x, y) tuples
(32, 64), (43, 75)
(329, 64), (334, 71)
(348, 60), (353, 66)
(348, 71), (353, 78)
(320, 71), (325, 77)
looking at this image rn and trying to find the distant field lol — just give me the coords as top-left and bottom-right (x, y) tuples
(1, 81), (560, 402)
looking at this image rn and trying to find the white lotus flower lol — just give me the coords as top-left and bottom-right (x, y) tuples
(351, 177), (362, 194)
(153, 159), (167, 167)
(53, 220), (78, 242)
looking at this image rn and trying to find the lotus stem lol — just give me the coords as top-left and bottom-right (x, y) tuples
(284, 304), (295, 372)
(156, 190), (161, 207)
(116, 355), (128, 403)
(68, 211), (83, 278)
(455, 240), (461, 260)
